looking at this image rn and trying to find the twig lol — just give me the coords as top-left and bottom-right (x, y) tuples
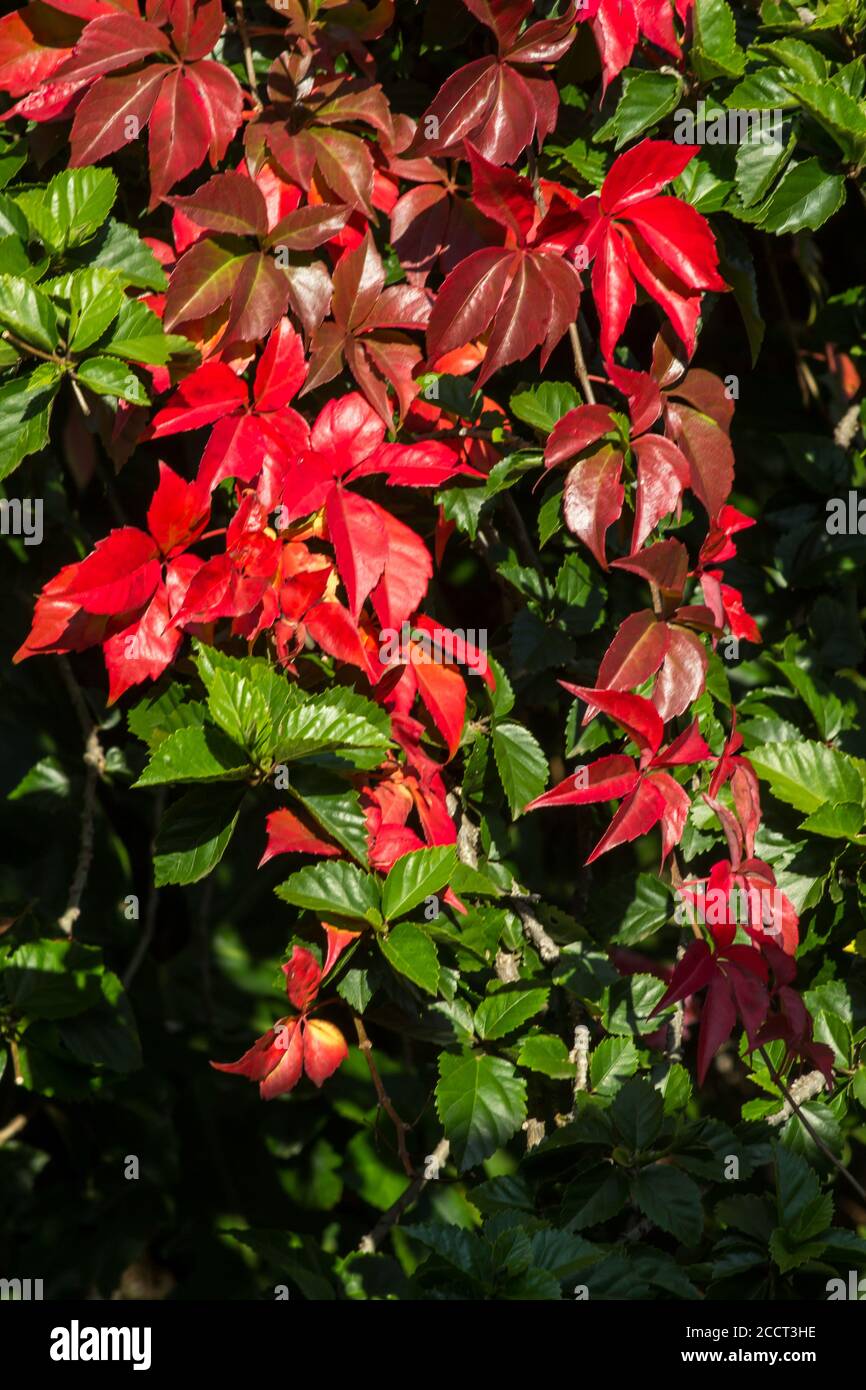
(503, 492), (547, 585)
(759, 1047), (866, 1204)
(233, 0), (262, 112)
(357, 1139), (450, 1253)
(568, 322), (596, 405)
(570, 1024), (590, 1111)
(57, 659), (105, 937)
(509, 892), (560, 964)
(353, 1014), (415, 1177)
(765, 1068), (826, 1127)
(0, 1113), (28, 1146)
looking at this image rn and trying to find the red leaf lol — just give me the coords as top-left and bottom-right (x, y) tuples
(586, 774), (666, 862)
(163, 238), (241, 329)
(601, 138), (697, 215)
(325, 486), (388, 620)
(612, 537), (689, 597)
(630, 436), (689, 552)
(592, 225), (636, 362)
(303, 1018), (349, 1087)
(146, 460), (208, 556)
(64, 527), (160, 614)
(370, 507), (433, 630)
(253, 319), (307, 412)
(57, 13), (169, 83)
(525, 753), (639, 811)
(148, 361), (247, 437)
(644, 770), (690, 862)
(68, 63), (166, 167)
(562, 684), (664, 757)
(0, 5), (79, 98)
(652, 719), (711, 768)
(413, 653), (467, 759)
(652, 624), (707, 721)
(184, 59), (243, 166)
(562, 444), (624, 569)
(426, 247), (515, 364)
(103, 580), (180, 703)
(726, 961), (770, 1048)
(305, 601), (380, 682)
(652, 939), (715, 1014)
(668, 404), (735, 523)
(697, 974), (736, 1083)
(595, 609), (670, 695)
(283, 945), (322, 1012)
(224, 251), (290, 343)
(464, 141), (536, 242)
(169, 170), (268, 239)
(147, 66), (212, 206)
(545, 404), (617, 468)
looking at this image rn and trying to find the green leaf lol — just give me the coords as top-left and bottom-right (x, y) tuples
(590, 1037), (639, 1097)
(134, 725), (251, 786)
(517, 1032), (574, 1078)
(76, 355), (149, 405)
(492, 720), (548, 816)
(128, 685), (205, 749)
(691, 0), (745, 79)
(611, 1077), (664, 1150)
(102, 296), (191, 364)
(38, 167), (117, 249)
(288, 766), (369, 865)
(509, 381), (581, 433)
(610, 70), (682, 148)
(0, 364), (61, 479)
(749, 740), (865, 814)
(607, 873), (671, 946)
(0, 274), (58, 351)
(561, 1169), (629, 1230)
(475, 986), (549, 1041)
(3, 940), (103, 1020)
(68, 269), (124, 353)
(752, 158), (845, 235)
(435, 1051), (527, 1169)
(734, 122), (794, 208)
(783, 80), (866, 163)
(153, 786), (245, 886)
(379, 922), (440, 995)
(381, 845), (457, 921)
(71, 217), (167, 291)
(800, 801), (865, 839)
(276, 861), (382, 926)
(632, 1165), (704, 1246)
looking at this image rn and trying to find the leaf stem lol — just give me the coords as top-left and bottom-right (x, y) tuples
(233, 0), (262, 113)
(758, 1046), (866, 1205)
(353, 1013), (416, 1177)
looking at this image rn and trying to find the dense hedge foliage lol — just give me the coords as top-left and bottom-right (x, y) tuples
(1, 0), (866, 1302)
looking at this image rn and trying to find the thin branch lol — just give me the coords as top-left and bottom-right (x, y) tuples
(759, 1047), (866, 1205)
(57, 659), (105, 937)
(358, 1139), (450, 1253)
(0, 1113), (28, 1146)
(353, 1014), (415, 1177)
(568, 322), (596, 405)
(233, 0), (262, 112)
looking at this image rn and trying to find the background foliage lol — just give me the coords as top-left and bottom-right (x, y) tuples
(1, 0), (866, 1302)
